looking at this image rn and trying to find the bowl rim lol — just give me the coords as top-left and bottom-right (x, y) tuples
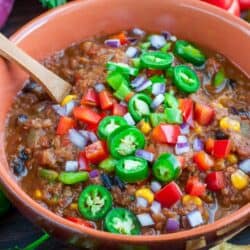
(3, 0), (250, 243)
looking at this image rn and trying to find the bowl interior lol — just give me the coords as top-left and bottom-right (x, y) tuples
(0, 0), (249, 244)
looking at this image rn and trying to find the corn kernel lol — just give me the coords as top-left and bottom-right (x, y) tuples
(34, 189), (42, 199)
(231, 170), (249, 190)
(61, 95), (77, 106)
(182, 195), (202, 206)
(70, 203), (78, 210)
(140, 121), (152, 135)
(135, 188), (154, 204)
(220, 117), (240, 132)
(194, 122), (202, 134)
(227, 154), (238, 164)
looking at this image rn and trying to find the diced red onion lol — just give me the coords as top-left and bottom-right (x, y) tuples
(175, 135), (190, 155)
(180, 123), (190, 135)
(79, 130), (89, 139)
(137, 213), (155, 227)
(123, 113), (135, 125)
(65, 100), (77, 116)
(166, 218), (180, 232)
(119, 101), (128, 107)
(52, 104), (66, 116)
(132, 28), (145, 36)
(89, 169), (100, 178)
(65, 161), (78, 172)
(170, 35), (177, 42)
(239, 159), (250, 174)
(150, 35), (166, 49)
(186, 210), (204, 228)
(161, 31), (171, 41)
(0, 0), (15, 29)
(135, 80), (152, 92)
(193, 137), (204, 151)
(152, 83), (166, 96)
(69, 129), (88, 149)
(150, 201), (161, 214)
(136, 197), (148, 208)
(131, 75), (147, 88)
(135, 149), (154, 162)
(104, 39), (121, 48)
(94, 83), (105, 93)
(88, 132), (98, 143)
(151, 94), (165, 109)
(127, 37), (138, 45)
(126, 47), (138, 58)
(150, 181), (162, 193)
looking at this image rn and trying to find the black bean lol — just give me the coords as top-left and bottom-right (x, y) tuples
(12, 158), (26, 176)
(19, 149), (29, 161)
(228, 79), (237, 90)
(22, 81), (37, 93)
(113, 176), (125, 191)
(17, 114), (28, 124)
(215, 130), (229, 140)
(100, 173), (112, 190)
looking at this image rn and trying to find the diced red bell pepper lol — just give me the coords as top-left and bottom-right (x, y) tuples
(185, 176), (206, 196)
(179, 98), (194, 126)
(111, 31), (128, 45)
(73, 106), (102, 125)
(205, 171), (225, 191)
(194, 103), (215, 126)
(239, 0), (250, 10)
(78, 151), (91, 171)
(202, 0), (233, 9)
(81, 88), (99, 106)
(85, 141), (109, 164)
(177, 156), (185, 169)
(146, 69), (163, 77)
(193, 151), (214, 171)
(155, 182), (183, 208)
(124, 91), (135, 102)
(99, 90), (113, 110)
(228, 0), (240, 16)
(205, 138), (215, 154)
(65, 216), (95, 228)
(85, 112), (107, 132)
(212, 139), (231, 158)
(56, 116), (76, 135)
(112, 103), (128, 116)
(152, 124), (180, 144)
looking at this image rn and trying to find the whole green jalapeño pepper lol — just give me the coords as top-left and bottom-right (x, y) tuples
(128, 93), (152, 122)
(153, 153), (180, 183)
(174, 40), (206, 66)
(98, 116), (127, 140)
(106, 62), (139, 77)
(104, 208), (141, 235)
(108, 125), (145, 158)
(78, 185), (112, 221)
(140, 51), (174, 70)
(0, 188), (11, 216)
(173, 65), (200, 93)
(116, 156), (149, 183)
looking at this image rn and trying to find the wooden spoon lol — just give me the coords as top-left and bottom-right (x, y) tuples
(0, 33), (71, 103)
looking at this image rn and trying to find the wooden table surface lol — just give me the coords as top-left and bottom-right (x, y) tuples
(0, 1), (249, 249)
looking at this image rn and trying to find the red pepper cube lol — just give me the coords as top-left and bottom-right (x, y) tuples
(81, 88), (99, 106)
(194, 103), (215, 126)
(179, 98), (194, 126)
(202, 0), (233, 9)
(205, 138), (215, 154)
(193, 151), (214, 171)
(112, 103), (128, 116)
(78, 151), (91, 172)
(212, 139), (231, 158)
(73, 106), (102, 125)
(99, 90), (113, 110)
(111, 31), (128, 45)
(155, 182), (183, 208)
(205, 171), (225, 191)
(56, 116), (76, 135)
(152, 124), (180, 144)
(185, 176), (206, 197)
(146, 69), (163, 77)
(85, 141), (108, 164)
(66, 216), (95, 228)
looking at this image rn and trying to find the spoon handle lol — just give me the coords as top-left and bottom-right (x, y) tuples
(0, 33), (71, 103)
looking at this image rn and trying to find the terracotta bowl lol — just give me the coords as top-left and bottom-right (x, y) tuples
(0, 0), (249, 249)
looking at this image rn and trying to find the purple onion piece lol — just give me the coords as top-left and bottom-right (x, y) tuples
(132, 28), (145, 36)
(52, 104), (66, 116)
(104, 39), (121, 48)
(150, 201), (161, 214)
(136, 197), (148, 208)
(239, 159), (250, 174)
(150, 181), (162, 193)
(123, 113), (135, 125)
(137, 213), (155, 227)
(152, 83), (166, 96)
(135, 80), (152, 92)
(161, 31), (171, 41)
(186, 210), (204, 228)
(65, 100), (77, 116)
(175, 136), (190, 155)
(150, 35), (166, 49)
(193, 137), (204, 151)
(89, 169), (100, 178)
(135, 149), (154, 162)
(94, 83), (105, 93)
(127, 37), (138, 45)
(119, 101), (128, 107)
(131, 75), (147, 88)
(65, 161), (78, 172)
(126, 47), (139, 58)
(0, 0), (15, 29)
(151, 94), (165, 109)
(68, 129), (88, 149)
(166, 218), (180, 232)
(88, 132), (98, 143)
(78, 130), (90, 139)
(180, 123), (190, 135)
